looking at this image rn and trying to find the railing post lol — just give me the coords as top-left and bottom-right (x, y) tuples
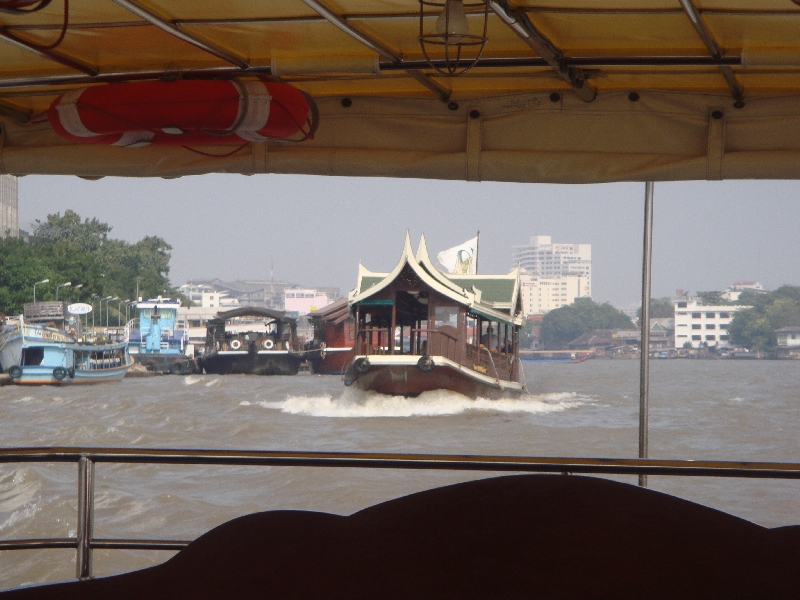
(76, 456), (95, 580)
(639, 182), (654, 488)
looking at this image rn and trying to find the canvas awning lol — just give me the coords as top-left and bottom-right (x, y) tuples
(1, 0), (799, 182)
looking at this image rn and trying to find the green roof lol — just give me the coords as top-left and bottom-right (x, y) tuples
(446, 278), (516, 304)
(358, 276), (385, 295)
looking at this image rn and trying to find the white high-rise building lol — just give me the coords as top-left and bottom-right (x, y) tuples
(0, 174), (19, 238)
(519, 273), (591, 316)
(512, 235), (591, 296)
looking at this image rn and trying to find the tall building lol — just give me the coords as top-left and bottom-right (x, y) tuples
(512, 235), (591, 296)
(0, 174), (19, 238)
(519, 273), (591, 316)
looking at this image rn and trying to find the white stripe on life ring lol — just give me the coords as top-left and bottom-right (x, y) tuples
(230, 339), (241, 350)
(55, 88), (98, 138)
(263, 339), (274, 349)
(114, 131), (155, 148)
(235, 81), (272, 142)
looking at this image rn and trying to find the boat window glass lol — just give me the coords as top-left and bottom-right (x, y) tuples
(22, 347), (45, 366)
(434, 306), (458, 329)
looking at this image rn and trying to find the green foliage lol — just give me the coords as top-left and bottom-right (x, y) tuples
(540, 298), (634, 349)
(728, 285), (800, 350)
(637, 297), (674, 319)
(0, 210), (182, 318)
(696, 291), (730, 306)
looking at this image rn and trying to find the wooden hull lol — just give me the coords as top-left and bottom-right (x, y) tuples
(344, 355), (524, 399)
(200, 350), (302, 376)
(308, 348), (353, 375)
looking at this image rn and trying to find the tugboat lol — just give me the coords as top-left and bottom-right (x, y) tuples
(0, 302), (132, 385)
(344, 234), (525, 398)
(127, 297), (194, 374)
(306, 298), (355, 374)
(199, 307), (304, 375)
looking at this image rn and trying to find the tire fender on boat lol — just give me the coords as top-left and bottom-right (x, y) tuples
(354, 357), (371, 374)
(417, 356), (434, 372)
(68, 367), (75, 379)
(53, 367), (67, 381)
(320, 342), (326, 359)
(263, 339), (274, 350)
(8, 365), (22, 379)
(230, 340), (241, 350)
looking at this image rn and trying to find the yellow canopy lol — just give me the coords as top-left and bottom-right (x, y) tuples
(1, 0), (799, 181)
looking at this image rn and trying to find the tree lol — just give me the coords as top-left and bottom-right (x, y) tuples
(637, 297), (674, 320)
(728, 285), (800, 350)
(696, 291), (730, 306)
(0, 210), (183, 317)
(540, 298), (634, 349)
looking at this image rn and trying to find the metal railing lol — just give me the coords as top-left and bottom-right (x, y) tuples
(1, 447), (800, 581)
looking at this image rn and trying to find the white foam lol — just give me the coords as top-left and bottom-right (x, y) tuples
(205, 379), (221, 387)
(251, 387), (588, 418)
(239, 400), (251, 406)
(12, 396), (33, 403)
(183, 375), (202, 386)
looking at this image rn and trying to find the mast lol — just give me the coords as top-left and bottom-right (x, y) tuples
(475, 230), (480, 274)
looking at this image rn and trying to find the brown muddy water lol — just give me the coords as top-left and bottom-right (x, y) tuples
(1, 360), (799, 589)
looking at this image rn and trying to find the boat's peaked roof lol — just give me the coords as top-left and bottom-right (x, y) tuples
(350, 233), (521, 324)
(216, 306), (288, 322)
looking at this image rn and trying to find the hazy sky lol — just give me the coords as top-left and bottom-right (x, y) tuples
(17, 175), (800, 307)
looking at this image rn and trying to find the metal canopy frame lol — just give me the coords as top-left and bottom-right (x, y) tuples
(488, 0), (596, 102)
(678, 0), (743, 102)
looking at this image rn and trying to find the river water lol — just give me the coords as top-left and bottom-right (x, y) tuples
(1, 360), (799, 589)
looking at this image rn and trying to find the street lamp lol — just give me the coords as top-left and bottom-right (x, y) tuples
(71, 283), (84, 300)
(100, 296), (113, 333)
(125, 299), (135, 322)
(90, 294), (98, 331)
(118, 299), (130, 327)
(55, 282), (72, 300)
(33, 279), (49, 302)
(106, 296), (119, 328)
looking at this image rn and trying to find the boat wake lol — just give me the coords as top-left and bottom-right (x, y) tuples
(240, 388), (589, 418)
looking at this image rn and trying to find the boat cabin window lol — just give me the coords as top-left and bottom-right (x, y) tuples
(434, 306), (458, 329)
(22, 347), (44, 366)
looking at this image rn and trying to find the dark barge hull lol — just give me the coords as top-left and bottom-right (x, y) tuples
(131, 353), (196, 374)
(344, 357), (524, 399)
(200, 351), (302, 376)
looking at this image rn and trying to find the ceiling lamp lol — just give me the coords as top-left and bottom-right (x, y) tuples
(418, 0), (488, 76)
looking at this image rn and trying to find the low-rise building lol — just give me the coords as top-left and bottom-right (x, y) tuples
(673, 300), (743, 349)
(284, 288), (333, 316)
(776, 326), (800, 358)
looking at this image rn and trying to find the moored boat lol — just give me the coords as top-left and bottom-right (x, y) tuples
(344, 234), (525, 398)
(199, 307), (304, 376)
(0, 302), (132, 385)
(127, 297), (195, 374)
(306, 298), (355, 374)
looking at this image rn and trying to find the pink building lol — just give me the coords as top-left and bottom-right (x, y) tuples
(284, 288), (331, 315)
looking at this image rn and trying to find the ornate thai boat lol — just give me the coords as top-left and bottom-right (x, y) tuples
(199, 307), (304, 376)
(344, 234), (525, 398)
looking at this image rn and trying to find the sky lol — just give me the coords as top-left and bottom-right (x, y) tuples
(17, 175), (800, 307)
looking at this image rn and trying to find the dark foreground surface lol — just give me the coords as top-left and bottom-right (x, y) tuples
(2, 475), (797, 600)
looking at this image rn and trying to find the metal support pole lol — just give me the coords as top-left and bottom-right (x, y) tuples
(76, 456), (95, 579)
(639, 182), (654, 487)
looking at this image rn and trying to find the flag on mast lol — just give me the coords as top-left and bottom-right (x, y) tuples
(437, 236), (478, 274)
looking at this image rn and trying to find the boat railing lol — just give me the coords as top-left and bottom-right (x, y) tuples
(356, 327), (459, 362)
(466, 344), (514, 381)
(0, 446), (799, 582)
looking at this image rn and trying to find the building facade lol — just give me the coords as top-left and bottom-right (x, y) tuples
(0, 174), (19, 238)
(284, 288), (332, 316)
(512, 235), (591, 297)
(673, 300), (742, 349)
(519, 273), (590, 316)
